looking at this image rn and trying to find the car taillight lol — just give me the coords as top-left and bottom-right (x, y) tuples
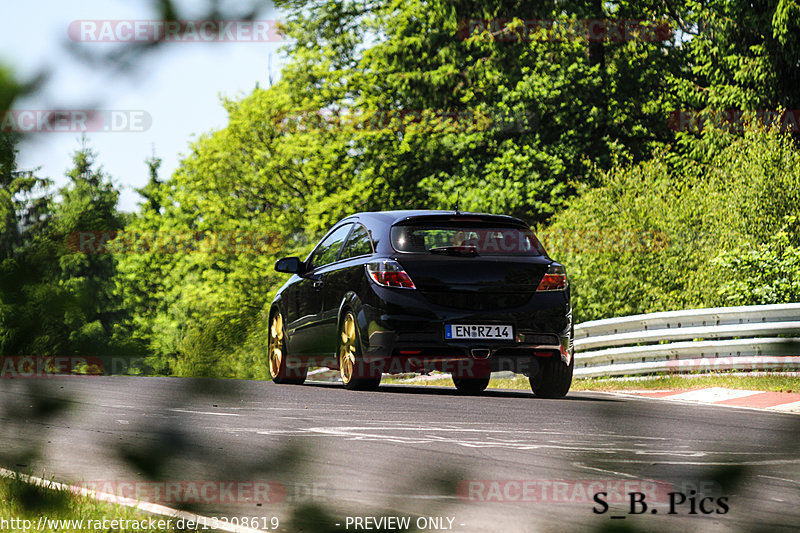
(537, 264), (567, 291)
(366, 260), (416, 289)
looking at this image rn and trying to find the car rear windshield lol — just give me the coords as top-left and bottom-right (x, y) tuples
(391, 222), (546, 256)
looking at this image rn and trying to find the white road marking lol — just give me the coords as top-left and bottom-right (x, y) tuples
(248, 424), (777, 462)
(571, 462), (645, 479)
(168, 408), (240, 416)
(260, 426), (705, 456)
(595, 389), (800, 415)
(756, 474), (800, 486)
(592, 458), (800, 466)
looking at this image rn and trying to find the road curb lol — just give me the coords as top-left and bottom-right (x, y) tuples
(604, 387), (800, 414)
(0, 467), (266, 533)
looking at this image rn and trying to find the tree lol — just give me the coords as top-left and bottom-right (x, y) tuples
(125, 0), (695, 372)
(111, 0), (800, 372)
(543, 125), (800, 322)
(54, 139), (128, 355)
(138, 150), (163, 215)
(0, 131), (55, 353)
(272, 0), (692, 223)
(0, 138), (132, 356)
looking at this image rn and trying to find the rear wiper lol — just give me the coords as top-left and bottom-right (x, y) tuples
(428, 245), (479, 256)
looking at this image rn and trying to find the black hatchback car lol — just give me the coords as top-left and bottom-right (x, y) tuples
(268, 210), (573, 396)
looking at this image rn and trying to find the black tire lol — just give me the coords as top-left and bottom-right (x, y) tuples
(452, 375), (491, 395)
(338, 311), (381, 391)
(268, 311), (307, 384)
(529, 355), (573, 398)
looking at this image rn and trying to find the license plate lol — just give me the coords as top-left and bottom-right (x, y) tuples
(445, 324), (513, 340)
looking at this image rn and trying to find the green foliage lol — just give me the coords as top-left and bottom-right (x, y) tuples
(683, 0), (800, 110)
(117, 0), (800, 374)
(0, 139), (136, 356)
(7, 0), (800, 374)
(0, 474), (184, 533)
(274, 0), (687, 223)
(115, 91), (309, 376)
(545, 126), (800, 322)
(712, 216), (800, 305)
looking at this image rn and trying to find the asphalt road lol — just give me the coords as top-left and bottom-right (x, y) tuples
(2, 376), (799, 533)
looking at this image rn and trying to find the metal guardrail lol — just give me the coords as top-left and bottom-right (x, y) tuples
(573, 303), (800, 377)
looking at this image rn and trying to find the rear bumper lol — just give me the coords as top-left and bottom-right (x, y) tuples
(356, 285), (572, 377)
(361, 334), (571, 377)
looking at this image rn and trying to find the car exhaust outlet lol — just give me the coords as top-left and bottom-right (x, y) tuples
(470, 348), (491, 359)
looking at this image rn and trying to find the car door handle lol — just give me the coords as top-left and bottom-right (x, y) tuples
(313, 280), (324, 289)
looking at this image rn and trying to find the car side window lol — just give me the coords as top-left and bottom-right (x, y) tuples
(339, 224), (374, 260)
(309, 223), (352, 269)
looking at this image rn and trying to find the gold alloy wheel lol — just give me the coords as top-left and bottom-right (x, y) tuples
(339, 313), (357, 384)
(269, 312), (284, 379)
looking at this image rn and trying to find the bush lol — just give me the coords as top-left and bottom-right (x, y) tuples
(542, 126), (800, 322)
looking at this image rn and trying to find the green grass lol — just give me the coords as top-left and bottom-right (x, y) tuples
(0, 473), (189, 532)
(381, 372), (800, 393)
(571, 374), (799, 393)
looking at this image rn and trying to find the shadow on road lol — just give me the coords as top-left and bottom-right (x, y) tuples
(302, 380), (622, 402)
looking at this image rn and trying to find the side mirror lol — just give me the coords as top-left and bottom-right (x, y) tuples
(275, 256), (303, 274)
